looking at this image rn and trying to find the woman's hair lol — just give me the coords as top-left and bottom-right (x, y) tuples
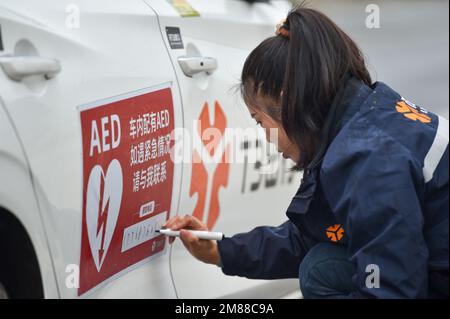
(241, 4), (372, 171)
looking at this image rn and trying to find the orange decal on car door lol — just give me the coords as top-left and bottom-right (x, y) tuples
(189, 101), (230, 229)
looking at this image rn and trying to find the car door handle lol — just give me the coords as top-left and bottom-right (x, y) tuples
(177, 56), (217, 77)
(0, 55), (61, 81)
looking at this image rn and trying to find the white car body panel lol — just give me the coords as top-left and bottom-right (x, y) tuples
(0, 0), (184, 298)
(0, 99), (59, 298)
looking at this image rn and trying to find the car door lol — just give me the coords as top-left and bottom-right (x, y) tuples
(145, 0), (302, 298)
(0, 0), (184, 298)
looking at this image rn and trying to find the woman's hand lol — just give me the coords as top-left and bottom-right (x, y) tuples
(163, 215), (221, 266)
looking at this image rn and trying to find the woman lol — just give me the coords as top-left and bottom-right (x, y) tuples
(163, 6), (449, 298)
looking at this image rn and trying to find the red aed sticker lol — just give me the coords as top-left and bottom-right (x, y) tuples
(78, 83), (175, 296)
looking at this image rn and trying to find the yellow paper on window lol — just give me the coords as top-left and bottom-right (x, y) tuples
(167, 0), (200, 17)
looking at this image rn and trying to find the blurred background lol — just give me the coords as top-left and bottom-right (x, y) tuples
(289, 0), (449, 119)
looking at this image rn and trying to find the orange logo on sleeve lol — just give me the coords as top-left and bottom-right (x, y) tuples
(326, 224), (344, 242)
(396, 99), (431, 124)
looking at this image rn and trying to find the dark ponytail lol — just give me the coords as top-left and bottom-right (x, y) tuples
(241, 4), (372, 170)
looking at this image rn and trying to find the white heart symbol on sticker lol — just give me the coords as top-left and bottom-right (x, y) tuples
(85, 159), (123, 272)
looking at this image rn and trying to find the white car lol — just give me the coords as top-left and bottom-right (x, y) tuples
(0, 0), (302, 298)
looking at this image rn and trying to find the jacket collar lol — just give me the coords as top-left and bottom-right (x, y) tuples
(288, 76), (373, 216)
(303, 75), (373, 177)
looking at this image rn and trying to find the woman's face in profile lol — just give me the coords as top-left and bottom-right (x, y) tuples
(247, 95), (300, 162)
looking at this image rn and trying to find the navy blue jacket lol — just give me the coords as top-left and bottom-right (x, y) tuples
(217, 77), (449, 298)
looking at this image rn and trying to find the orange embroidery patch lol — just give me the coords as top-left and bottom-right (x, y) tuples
(396, 100), (431, 124)
(326, 224), (344, 242)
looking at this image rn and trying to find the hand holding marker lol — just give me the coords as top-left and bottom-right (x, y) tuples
(156, 229), (225, 241)
(160, 215), (223, 266)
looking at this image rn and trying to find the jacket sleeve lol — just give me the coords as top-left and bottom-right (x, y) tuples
(321, 132), (429, 298)
(217, 220), (307, 279)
